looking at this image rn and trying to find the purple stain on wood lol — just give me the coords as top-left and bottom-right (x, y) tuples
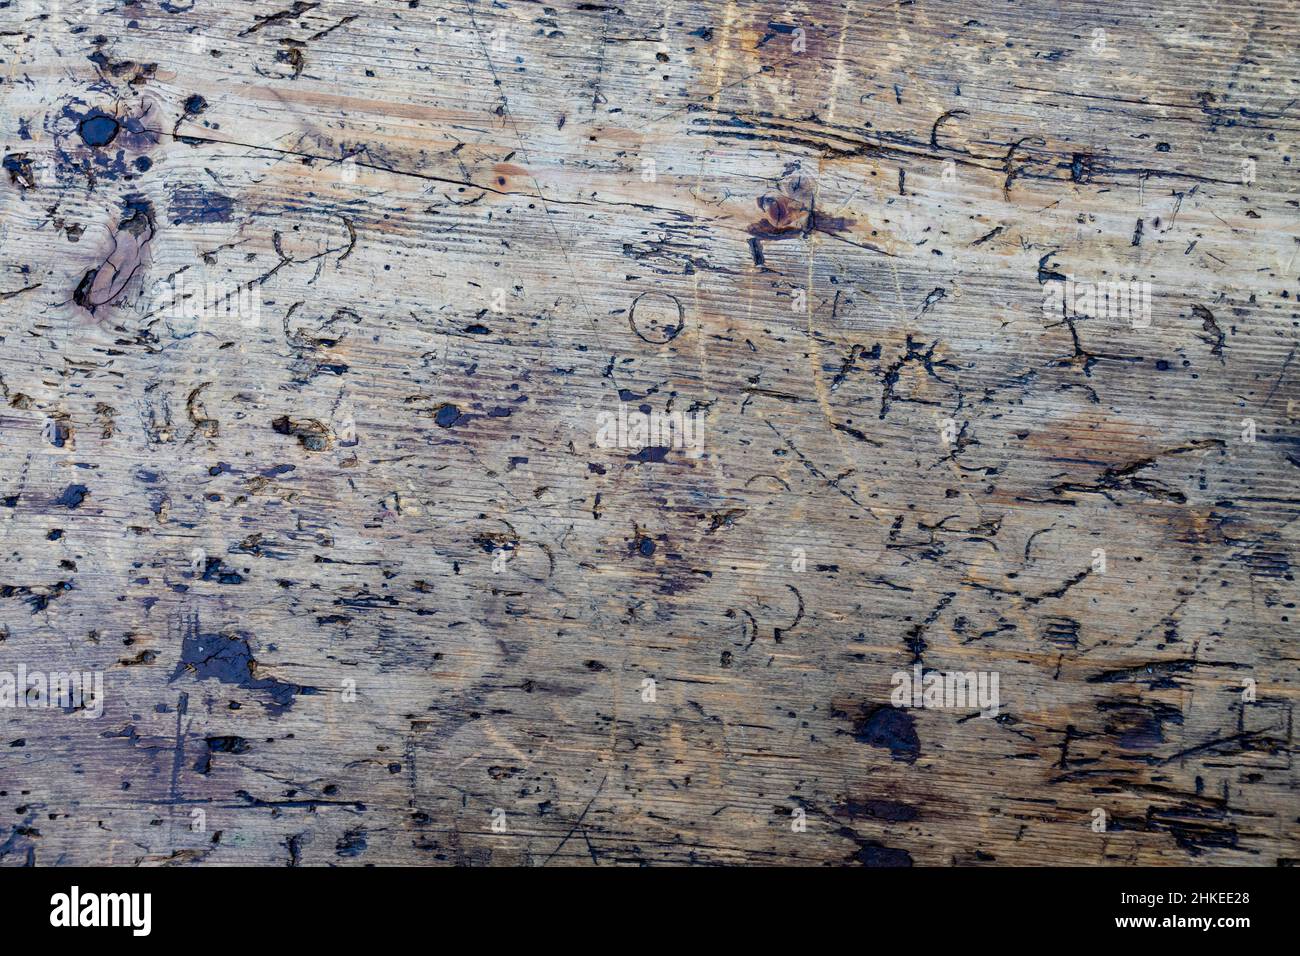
(54, 484), (89, 509)
(77, 109), (120, 147)
(168, 184), (234, 224)
(852, 705), (921, 763)
(170, 629), (316, 714)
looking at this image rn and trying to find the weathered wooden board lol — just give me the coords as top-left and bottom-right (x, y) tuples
(0, 0), (1296, 866)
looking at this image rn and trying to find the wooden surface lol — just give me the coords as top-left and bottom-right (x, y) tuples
(0, 0), (1297, 866)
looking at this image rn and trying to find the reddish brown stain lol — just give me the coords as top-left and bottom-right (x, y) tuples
(492, 162), (528, 187)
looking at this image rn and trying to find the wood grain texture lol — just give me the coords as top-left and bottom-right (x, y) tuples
(0, 0), (1296, 866)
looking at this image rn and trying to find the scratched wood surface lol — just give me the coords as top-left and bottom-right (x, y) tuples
(0, 0), (1297, 866)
